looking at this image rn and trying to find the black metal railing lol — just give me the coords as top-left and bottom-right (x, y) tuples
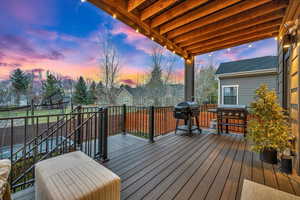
(1, 107), (108, 192)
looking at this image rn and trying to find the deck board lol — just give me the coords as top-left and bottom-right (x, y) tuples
(13, 133), (300, 200)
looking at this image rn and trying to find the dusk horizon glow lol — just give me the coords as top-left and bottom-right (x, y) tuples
(0, 0), (278, 86)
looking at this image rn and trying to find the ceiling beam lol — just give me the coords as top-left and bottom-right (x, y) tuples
(191, 32), (278, 56)
(128, 0), (147, 12)
(141, 0), (180, 21)
(87, 0), (189, 58)
(179, 13), (283, 48)
(151, 0), (209, 28)
(159, 0), (242, 35)
(172, 2), (287, 43)
(187, 25), (280, 51)
(163, 0), (274, 36)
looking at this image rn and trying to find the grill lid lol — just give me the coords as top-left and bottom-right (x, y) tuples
(175, 101), (199, 109)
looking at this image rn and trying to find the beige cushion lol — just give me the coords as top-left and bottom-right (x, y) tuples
(0, 159), (11, 200)
(35, 151), (120, 200)
(241, 179), (300, 200)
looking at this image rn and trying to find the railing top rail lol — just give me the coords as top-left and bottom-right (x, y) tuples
(0, 110), (99, 121)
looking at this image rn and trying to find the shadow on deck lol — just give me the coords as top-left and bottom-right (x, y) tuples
(13, 133), (300, 200)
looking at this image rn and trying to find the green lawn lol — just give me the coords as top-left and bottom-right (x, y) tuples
(0, 108), (72, 118)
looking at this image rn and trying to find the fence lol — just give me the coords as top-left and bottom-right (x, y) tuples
(102, 104), (251, 139)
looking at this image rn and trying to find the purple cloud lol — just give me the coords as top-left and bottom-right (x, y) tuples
(28, 68), (45, 73)
(0, 62), (22, 68)
(27, 29), (58, 40)
(0, 34), (65, 61)
(120, 79), (136, 85)
(0, 52), (4, 60)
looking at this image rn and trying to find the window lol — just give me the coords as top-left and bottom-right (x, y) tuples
(222, 85), (238, 105)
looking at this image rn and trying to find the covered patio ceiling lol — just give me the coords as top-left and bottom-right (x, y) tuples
(87, 0), (296, 59)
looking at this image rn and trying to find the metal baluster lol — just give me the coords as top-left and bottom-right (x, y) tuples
(10, 119), (14, 189)
(93, 113), (97, 158)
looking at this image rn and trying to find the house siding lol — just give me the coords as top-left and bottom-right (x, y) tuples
(219, 74), (277, 106)
(116, 90), (133, 105)
(278, 1), (300, 174)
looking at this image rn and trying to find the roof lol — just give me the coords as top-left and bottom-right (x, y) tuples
(122, 86), (147, 97)
(87, 0), (293, 57)
(216, 56), (278, 75)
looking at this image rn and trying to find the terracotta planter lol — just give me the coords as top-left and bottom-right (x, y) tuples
(260, 148), (278, 164)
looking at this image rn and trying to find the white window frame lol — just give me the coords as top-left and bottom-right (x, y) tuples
(221, 85), (239, 105)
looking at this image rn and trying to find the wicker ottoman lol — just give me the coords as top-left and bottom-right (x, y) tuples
(241, 179), (300, 200)
(35, 151), (120, 200)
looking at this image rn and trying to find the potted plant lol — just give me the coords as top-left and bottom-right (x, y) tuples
(247, 84), (292, 164)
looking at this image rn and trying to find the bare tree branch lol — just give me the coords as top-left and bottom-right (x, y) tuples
(97, 33), (121, 105)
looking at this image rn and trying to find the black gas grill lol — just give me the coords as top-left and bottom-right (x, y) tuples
(173, 101), (201, 135)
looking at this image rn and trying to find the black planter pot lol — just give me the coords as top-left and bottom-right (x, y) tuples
(260, 148), (278, 164)
(280, 156), (293, 174)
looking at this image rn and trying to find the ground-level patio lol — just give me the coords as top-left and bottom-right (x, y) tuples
(13, 132), (300, 200)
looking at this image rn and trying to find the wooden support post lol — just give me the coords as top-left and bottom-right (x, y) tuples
(184, 57), (195, 101)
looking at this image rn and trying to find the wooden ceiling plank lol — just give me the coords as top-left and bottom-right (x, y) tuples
(151, 0), (209, 28)
(159, 0), (242, 35)
(128, 0), (147, 12)
(141, 0), (180, 21)
(191, 31), (278, 53)
(180, 12), (283, 48)
(163, 0), (277, 36)
(187, 25), (280, 51)
(172, 2), (287, 43)
(191, 33), (278, 56)
(88, 0), (189, 58)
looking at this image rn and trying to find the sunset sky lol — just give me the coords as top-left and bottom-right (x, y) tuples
(0, 0), (278, 86)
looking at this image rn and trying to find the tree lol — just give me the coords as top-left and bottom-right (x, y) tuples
(42, 72), (64, 105)
(87, 81), (97, 105)
(195, 64), (218, 104)
(73, 76), (88, 105)
(145, 46), (178, 106)
(0, 81), (10, 105)
(10, 68), (30, 105)
(96, 81), (105, 104)
(98, 34), (121, 105)
(146, 59), (164, 105)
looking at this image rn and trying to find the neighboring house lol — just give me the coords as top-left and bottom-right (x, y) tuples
(117, 84), (184, 106)
(116, 86), (148, 106)
(216, 56), (278, 106)
(162, 84), (184, 106)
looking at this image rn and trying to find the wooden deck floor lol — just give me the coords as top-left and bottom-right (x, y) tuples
(13, 133), (300, 200)
(105, 133), (300, 200)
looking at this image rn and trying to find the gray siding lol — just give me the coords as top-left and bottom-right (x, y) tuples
(219, 74), (278, 106)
